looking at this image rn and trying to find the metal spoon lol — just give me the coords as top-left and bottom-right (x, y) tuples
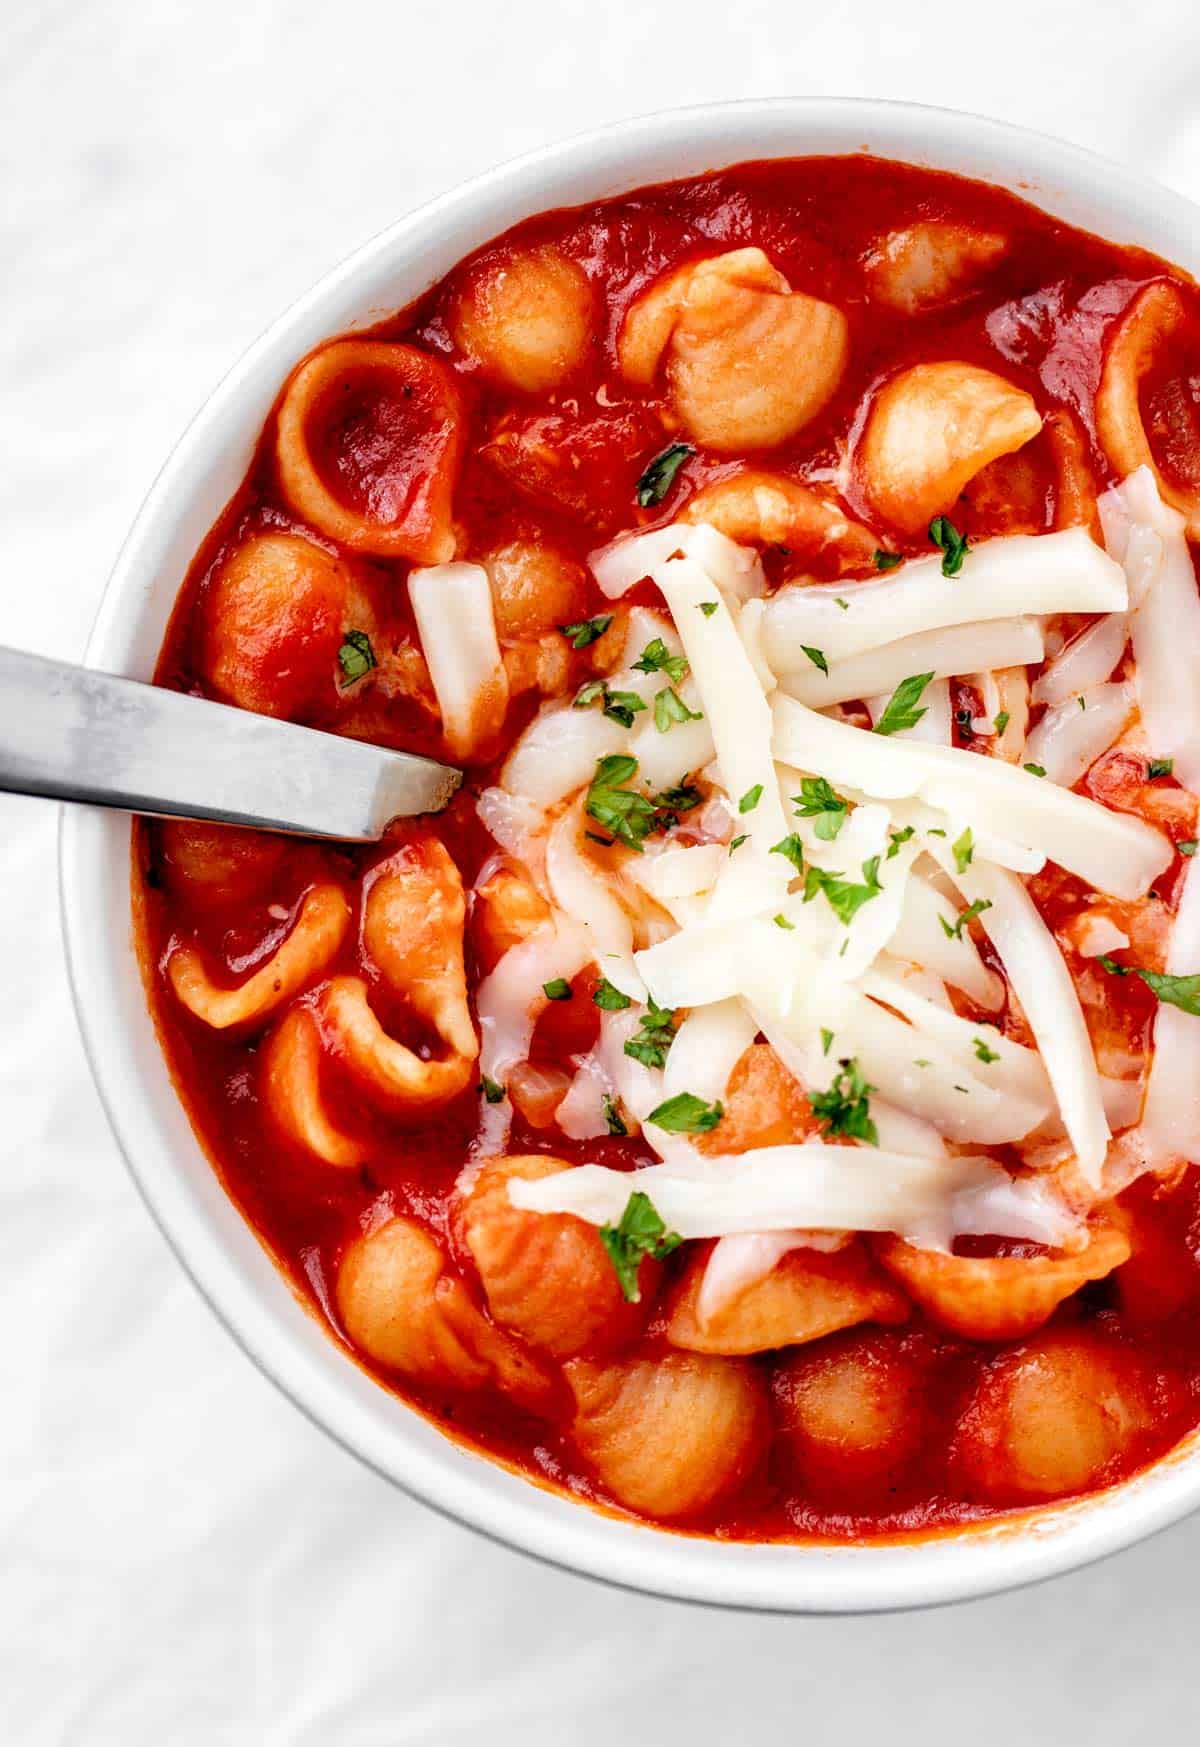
(0, 645), (461, 840)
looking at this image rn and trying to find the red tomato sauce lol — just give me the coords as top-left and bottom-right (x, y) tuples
(134, 154), (1200, 1541)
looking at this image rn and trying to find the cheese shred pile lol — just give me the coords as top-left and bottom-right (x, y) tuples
(440, 473), (1198, 1314)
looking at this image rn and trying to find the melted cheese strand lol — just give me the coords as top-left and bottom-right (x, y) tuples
(1031, 613), (1128, 707)
(408, 562), (506, 756)
(654, 553), (789, 856)
(772, 692), (1171, 900)
(475, 914), (593, 1083)
(761, 528), (1126, 668)
(931, 853), (1110, 1182)
(509, 1148), (1078, 1251)
(751, 984), (1048, 1144)
(503, 702), (626, 806)
(1022, 682), (1133, 788)
(1142, 848), (1200, 1161)
(1101, 467), (1200, 791)
(546, 801), (646, 1001)
(780, 618), (1043, 705)
(662, 1000), (758, 1104)
(889, 871), (1005, 1010)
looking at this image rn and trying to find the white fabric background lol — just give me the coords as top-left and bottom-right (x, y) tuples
(5, 2), (1200, 1740)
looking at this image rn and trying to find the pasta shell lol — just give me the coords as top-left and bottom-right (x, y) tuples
(858, 361), (1042, 535)
(618, 248), (848, 451)
(565, 1350), (768, 1519)
(321, 976), (475, 1111)
(950, 1326), (1163, 1504)
(158, 820), (285, 907)
(199, 531), (350, 719)
(450, 245), (593, 394)
(772, 1328), (933, 1499)
(167, 883), (350, 1031)
(872, 1220), (1131, 1341)
(1096, 279), (1200, 535)
(276, 340), (464, 564)
(666, 1239), (908, 1355)
(337, 1216), (558, 1417)
(363, 839), (478, 1064)
(472, 866), (552, 970)
(262, 1003), (365, 1168)
(696, 1043), (817, 1157)
(865, 222), (1007, 314)
(461, 1155), (650, 1358)
(682, 470), (877, 576)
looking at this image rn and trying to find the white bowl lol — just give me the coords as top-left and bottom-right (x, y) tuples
(61, 97), (1200, 1612)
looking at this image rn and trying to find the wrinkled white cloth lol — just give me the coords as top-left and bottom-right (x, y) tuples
(4, 0), (1200, 1740)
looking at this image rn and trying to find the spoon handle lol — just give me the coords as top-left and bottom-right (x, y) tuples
(0, 645), (461, 840)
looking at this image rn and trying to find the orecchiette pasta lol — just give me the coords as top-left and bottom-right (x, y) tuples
(450, 244), (593, 393)
(167, 883), (350, 1030)
(666, 1240), (909, 1355)
(337, 1216), (559, 1416)
(565, 1350), (768, 1518)
(276, 340), (464, 563)
(872, 1222), (1131, 1341)
(618, 248), (849, 450)
(857, 361), (1043, 534)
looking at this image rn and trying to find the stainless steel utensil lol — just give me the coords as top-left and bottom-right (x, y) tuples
(0, 646), (461, 840)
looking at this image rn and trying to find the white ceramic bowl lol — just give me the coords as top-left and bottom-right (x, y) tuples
(61, 97), (1200, 1612)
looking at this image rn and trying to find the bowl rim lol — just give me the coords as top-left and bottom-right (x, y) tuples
(59, 94), (1200, 1613)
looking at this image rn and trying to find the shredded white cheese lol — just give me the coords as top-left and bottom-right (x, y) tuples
(761, 527), (1126, 668)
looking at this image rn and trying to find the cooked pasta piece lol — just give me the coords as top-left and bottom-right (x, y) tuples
(618, 248), (848, 450)
(772, 1329), (934, 1499)
(481, 539), (589, 641)
(666, 1240), (908, 1355)
(320, 841), (477, 1111)
(276, 340), (464, 563)
(450, 244), (593, 392)
(694, 1043), (817, 1155)
(858, 361), (1043, 535)
(480, 539), (588, 702)
(565, 1350), (768, 1518)
(337, 1216), (558, 1415)
(950, 1328), (1163, 1504)
(865, 221), (1007, 313)
(681, 470), (877, 575)
(461, 1155), (651, 1357)
(1097, 281), (1200, 534)
(262, 1003), (365, 1168)
(364, 842), (475, 1052)
(199, 531), (351, 718)
(158, 820), (285, 906)
(167, 883), (350, 1030)
(472, 865), (552, 969)
(872, 1221), (1131, 1341)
